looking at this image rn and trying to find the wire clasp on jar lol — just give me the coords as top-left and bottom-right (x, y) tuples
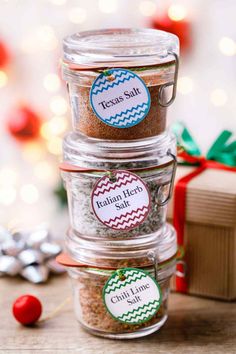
(156, 150), (177, 207)
(147, 251), (159, 281)
(158, 51), (179, 107)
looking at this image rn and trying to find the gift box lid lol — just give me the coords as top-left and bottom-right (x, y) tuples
(167, 165), (236, 227)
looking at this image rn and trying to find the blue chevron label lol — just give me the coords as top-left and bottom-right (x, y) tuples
(90, 69), (151, 128)
(103, 268), (162, 325)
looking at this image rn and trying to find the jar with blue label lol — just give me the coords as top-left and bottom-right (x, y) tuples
(60, 131), (177, 242)
(62, 28), (179, 140)
(57, 223), (177, 339)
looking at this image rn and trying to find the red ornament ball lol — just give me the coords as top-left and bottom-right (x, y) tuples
(151, 15), (192, 53)
(0, 40), (10, 68)
(7, 106), (42, 142)
(12, 295), (42, 325)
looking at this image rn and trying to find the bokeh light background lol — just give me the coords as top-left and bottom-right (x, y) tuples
(0, 0), (235, 234)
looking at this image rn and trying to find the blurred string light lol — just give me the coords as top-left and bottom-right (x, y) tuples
(0, 167), (18, 186)
(210, 89), (228, 107)
(177, 76), (193, 94)
(40, 116), (68, 139)
(36, 25), (55, 42)
(99, 0), (118, 13)
(20, 37), (36, 54)
(168, 4), (187, 21)
(0, 70), (8, 88)
(139, 1), (157, 17)
(43, 73), (61, 92)
(20, 184), (39, 204)
(218, 37), (236, 56)
(49, 0), (67, 5)
(46, 136), (62, 155)
(8, 217), (24, 231)
(21, 26), (58, 53)
(34, 161), (55, 180)
(0, 186), (16, 206)
(36, 25), (58, 51)
(22, 142), (45, 162)
(50, 96), (68, 115)
(0, 166), (18, 206)
(68, 7), (87, 24)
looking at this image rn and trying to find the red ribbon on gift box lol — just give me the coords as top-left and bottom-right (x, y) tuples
(173, 124), (236, 293)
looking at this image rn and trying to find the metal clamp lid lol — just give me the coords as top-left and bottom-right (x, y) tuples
(147, 251), (159, 281)
(158, 51), (179, 107)
(156, 150), (177, 207)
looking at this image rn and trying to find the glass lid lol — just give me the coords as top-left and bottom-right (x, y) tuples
(62, 131), (176, 169)
(63, 28), (179, 68)
(66, 223), (177, 266)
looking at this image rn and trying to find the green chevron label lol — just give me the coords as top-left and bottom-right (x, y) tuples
(103, 268), (162, 325)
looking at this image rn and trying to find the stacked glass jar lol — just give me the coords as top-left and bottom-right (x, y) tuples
(58, 28), (179, 339)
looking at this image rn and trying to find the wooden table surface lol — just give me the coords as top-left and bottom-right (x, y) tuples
(0, 275), (235, 354)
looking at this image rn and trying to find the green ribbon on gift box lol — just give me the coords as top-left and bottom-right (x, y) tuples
(172, 121), (236, 167)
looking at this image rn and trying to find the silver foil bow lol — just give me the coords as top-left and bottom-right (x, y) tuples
(0, 226), (65, 283)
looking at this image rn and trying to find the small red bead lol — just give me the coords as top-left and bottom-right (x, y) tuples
(151, 15), (192, 53)
(12, 295), (42, 326)
(0, 41), (10, 68)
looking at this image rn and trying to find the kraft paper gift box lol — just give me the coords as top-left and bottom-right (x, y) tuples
(167, 165), (236, 301)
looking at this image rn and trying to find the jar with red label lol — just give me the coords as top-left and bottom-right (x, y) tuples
(60, 132), (176, 242)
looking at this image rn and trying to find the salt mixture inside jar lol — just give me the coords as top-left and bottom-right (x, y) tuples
(60, 131), (177, 242)
(57, 223), (177, 339)
(62, 28), (179, 140)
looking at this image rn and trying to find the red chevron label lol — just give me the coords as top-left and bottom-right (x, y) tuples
(91, 170), (151, 231)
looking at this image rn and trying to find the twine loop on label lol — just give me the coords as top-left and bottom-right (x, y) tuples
(106, 170), (117, 183)
(117, 269), (126, 281)
(103, 69), (115, 81)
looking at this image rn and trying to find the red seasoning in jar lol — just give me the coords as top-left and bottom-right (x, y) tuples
(57, 224), (177, 339)
(62, 28), (179, 140)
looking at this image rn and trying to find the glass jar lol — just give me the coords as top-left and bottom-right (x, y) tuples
(61, 131), (176, 241)
(62, 28), (179, 140)
(61, 223), (177, 339)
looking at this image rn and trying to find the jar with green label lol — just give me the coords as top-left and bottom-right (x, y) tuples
(61, 131), (177, 242)
(58, 223), (177, 339)
(62, 28), (179, 140)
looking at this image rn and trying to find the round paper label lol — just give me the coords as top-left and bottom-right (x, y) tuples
(103, 268), (162, 325)
(91, 170), (151, 231)
(90, 69), (151, 128)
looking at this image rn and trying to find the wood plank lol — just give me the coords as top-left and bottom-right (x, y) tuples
(0, 276), (235, 354)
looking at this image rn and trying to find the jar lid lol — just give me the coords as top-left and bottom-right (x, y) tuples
(63, 131), (176, 170)
(65, 223), (177, 268)
(63, 28), (179, 68)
